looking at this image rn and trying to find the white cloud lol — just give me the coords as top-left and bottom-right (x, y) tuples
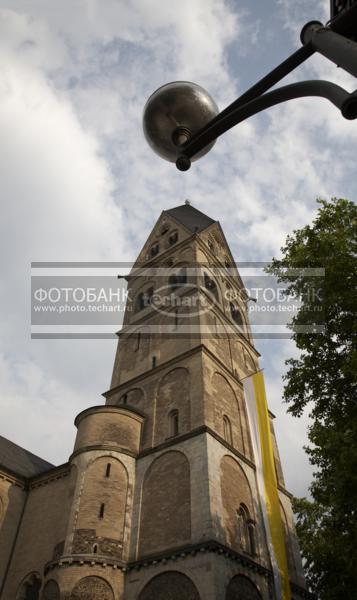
(0, 7), (126, 462)
(277, 0), (329, 34)
(0, 350), (96, 463)
(0, 0), (355, 500)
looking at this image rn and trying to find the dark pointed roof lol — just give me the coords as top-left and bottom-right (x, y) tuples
(0, 435), (53, 479)
(165, 203), (215, 233)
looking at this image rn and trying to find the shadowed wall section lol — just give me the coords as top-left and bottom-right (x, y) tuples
(42, 579), (60, 600)
(211, 373), (244, 453)
(226, 574), (262, 599)
(139, 451), (191, 556)
(220, 455), (255, 552)
(138, 571), (200, 600)
(16, 572), (41, 599)
(280, 501), (297, 580)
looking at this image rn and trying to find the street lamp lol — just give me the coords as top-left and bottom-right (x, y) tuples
(143, 3), (357, 171)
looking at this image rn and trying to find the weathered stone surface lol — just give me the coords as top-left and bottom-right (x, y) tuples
(72, 528), (123, 558)
(155, 367), (190, 442)
(75, 455), (128, 541)
(139, 450), (191, 556)
(69, 576), (114, 600)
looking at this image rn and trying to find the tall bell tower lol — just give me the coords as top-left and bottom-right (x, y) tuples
(105, 202), (307, 600)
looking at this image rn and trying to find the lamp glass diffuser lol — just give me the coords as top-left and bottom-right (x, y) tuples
(143, 81), (219, 162)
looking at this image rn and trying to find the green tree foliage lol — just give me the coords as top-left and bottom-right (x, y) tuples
(267, 198), (357, 599)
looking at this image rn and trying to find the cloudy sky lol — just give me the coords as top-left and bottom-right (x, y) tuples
(0, 0), (356, 498)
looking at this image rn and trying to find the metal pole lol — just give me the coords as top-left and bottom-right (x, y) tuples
(176, 80), (357, 170)
(191, 45), (315, 141)
(301, 21), (357, 78)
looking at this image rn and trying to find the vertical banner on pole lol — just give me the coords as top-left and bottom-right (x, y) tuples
(243, 371), (291, 600)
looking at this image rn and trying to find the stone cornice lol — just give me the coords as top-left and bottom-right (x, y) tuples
(0, 462), (70, 490)
(74, 404), (145, 427)
(44, 542), (311, 597)
(128, 539), (271, 578)
(69, 444), (137, 462)
(29, 463), (70, 488)
(137, 426), (256, 471)
(0, 468), (27, 489)
(44, 554), (127, 575)
(128, 539), (311, 598)
(277, 484), (293, 500)
(103, 344), (206, 398)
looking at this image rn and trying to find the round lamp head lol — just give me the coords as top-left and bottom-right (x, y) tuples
(143, 81), (219, 163)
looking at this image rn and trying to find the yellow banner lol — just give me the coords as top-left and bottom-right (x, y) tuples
(253, 370), (291, 600)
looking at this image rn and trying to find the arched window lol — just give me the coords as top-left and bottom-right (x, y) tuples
(226, 575), (262, 600)
(136, 287), (153, 312)
(207, 238), (215, 252)
(237, 504), (256, 555)
(230, 302), (244, 328)
(204, 273), (219, 301)
(16, 573), (41, 600)
(93, 543), (98, 554)
(135, 332), (141, 351)
(136, 292), (145, 312)
(150, 243), (159, 257)
(225, 281), (233, 301)
(168, 230), (178, 245)
(138, 572), (200, 600)
(168, 409), (179, 437)
(248, 521), (256, 556)
(223, 415), (233, 445)
(243, 347), (248, 367)
(169, 267), (187, 289)
(42, 580), (60, 600)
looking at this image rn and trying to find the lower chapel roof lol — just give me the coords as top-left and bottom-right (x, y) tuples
(0, 434), (53, 479)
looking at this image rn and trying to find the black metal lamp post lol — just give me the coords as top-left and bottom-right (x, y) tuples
(143, 2), (357, 171)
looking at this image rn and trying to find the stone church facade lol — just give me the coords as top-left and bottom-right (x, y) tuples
(0, 204), (308, 599)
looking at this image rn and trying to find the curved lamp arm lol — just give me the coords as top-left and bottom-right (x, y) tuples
(176, 80), (357, 171)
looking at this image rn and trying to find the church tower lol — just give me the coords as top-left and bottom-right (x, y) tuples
(104, 202), (307, 600)
(0, 203), (308, 600)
